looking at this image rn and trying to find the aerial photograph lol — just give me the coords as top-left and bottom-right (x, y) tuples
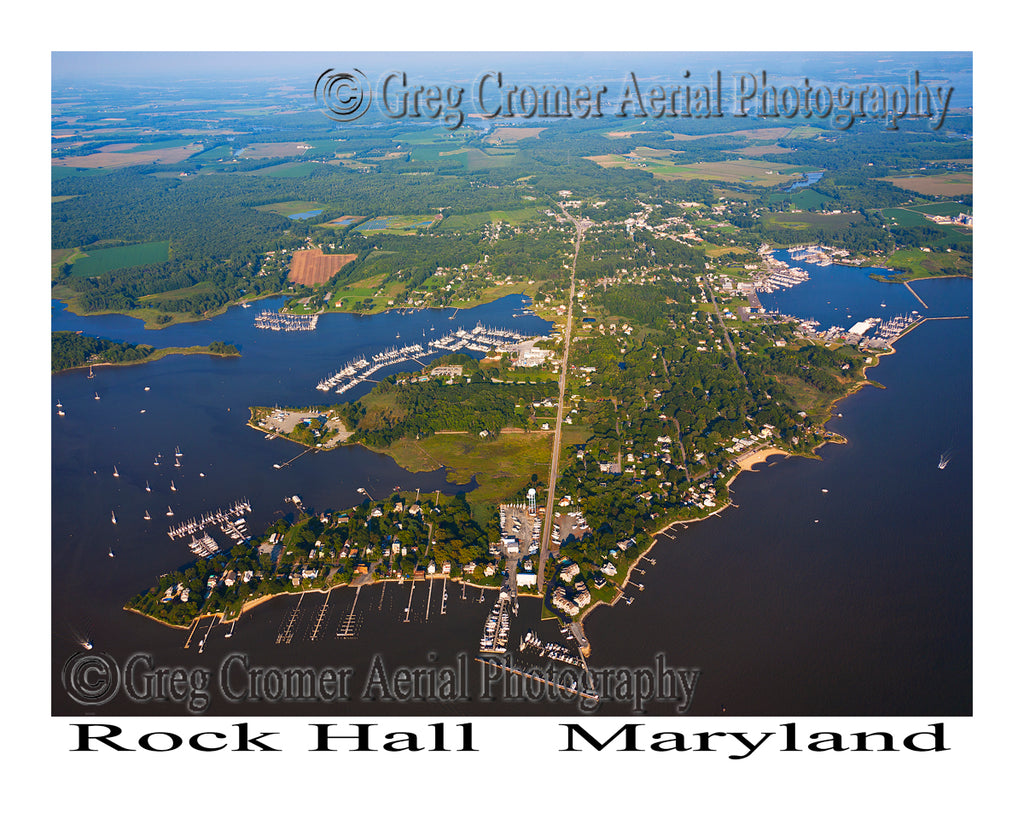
(50, 50), (973, 725)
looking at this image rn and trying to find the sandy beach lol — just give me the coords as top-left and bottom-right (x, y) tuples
(734, 446), (790, 471)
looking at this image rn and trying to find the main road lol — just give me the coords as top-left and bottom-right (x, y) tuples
(537, 206), (589, 596)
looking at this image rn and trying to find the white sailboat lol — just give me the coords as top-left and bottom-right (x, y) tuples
(88, 365), (95, 379)
(170, 480), (177, 492)
(166, 506), (174, 516)
(145, 480), (151, 492)
(143, 510), (151, 520)
(113, 465), (119, 478)
(111, 511), (117, 524)
(108, 547), (114, 558)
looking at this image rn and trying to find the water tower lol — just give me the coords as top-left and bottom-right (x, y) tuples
(527, 487), (537, 515)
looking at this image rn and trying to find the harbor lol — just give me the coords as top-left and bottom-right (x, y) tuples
(166, 499), (252, 542)
(316, 323), (537, 394)
(254, 310), (319, 331)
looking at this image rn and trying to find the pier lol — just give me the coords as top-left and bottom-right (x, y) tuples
(476, 658), (598, 702)
(403, 581), (416, 623)
(314, 325), (535, 393)
(276, 592), (305, 644)
(167, 499), (251, 542)
(254, 310), (319, 331)
(478, 593), (512, 654)
(337, 586), (361, 638)
(309, 589), (332, 641)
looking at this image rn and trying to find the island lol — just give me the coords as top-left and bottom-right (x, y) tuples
(51, 331), (239, 374)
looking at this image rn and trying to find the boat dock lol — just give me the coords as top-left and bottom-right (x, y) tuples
(167, 499), (251, 541)
(314, 325), (535, 393)
(309, 589), (332, 641)
(254, 310), (319, 331)
(476, 658), (598, 702)
(276, 592), (305, 644)
(479, 592), (512, 654)
(337, 586), (361, 638)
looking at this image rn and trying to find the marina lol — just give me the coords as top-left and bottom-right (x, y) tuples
(254, 310), (319, 331)
(166, 499), (252, 541)
(316, 323), (536, 394)
(479, 592), (513, 654)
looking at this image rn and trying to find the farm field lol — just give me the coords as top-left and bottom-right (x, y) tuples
(52, 143), (204, 169)
(288, 248), (358, 286)
(243, 161), (318, 178)
(464, 147), (516, 171)
(668, 126), (797, 142)
(731, 144), (795, 156)
(587, 152), (806, 185)
(69, 241), (170, 277)
(483, 127), (547, 144)
(884, 172), (973, 196)
(764, 211), (864, 229)
(235, 142), (312, 159)
(439, 206), (541, 230)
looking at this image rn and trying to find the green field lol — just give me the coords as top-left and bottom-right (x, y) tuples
(439, 206), (542, 230)
(882, 247), (972, 279)
(767, 188), (833, 209)
(764, 211), (863, 229)
(122, 138), (196, 153)
(192, 145), (234, 163)
(879, 204), (972, 243)
(69, 241), (170, 277)
(464, 148), (516, 171)
(588, 154), (807, 186)
(244, 162), (318, 178)
(379, 431), (553, 522)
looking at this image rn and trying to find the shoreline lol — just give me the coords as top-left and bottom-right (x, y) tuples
(134, 574), (507, 630)
(53, 344), (240, 375)
(118, 285), (955, 645)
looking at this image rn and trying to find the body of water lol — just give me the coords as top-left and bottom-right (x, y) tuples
(786, 171), (824, 192)
(51, 267), (971, 717)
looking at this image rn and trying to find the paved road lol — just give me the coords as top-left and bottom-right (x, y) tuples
(537, 207), (588, 596)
